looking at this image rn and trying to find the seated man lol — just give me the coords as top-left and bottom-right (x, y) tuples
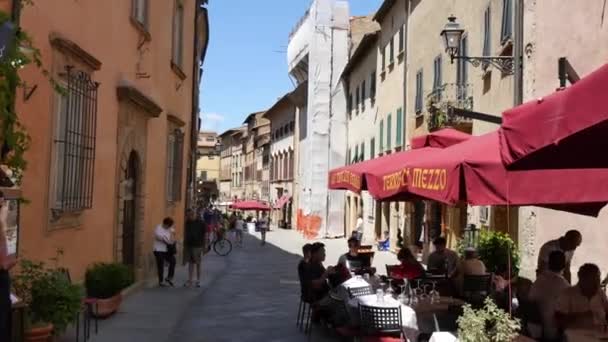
(303, 243), (334, 302)
(460, 247), (486, 276)
(556, 263), (608, 331)
(337, 237), (369, 272)
(529, 250), (569, 341)
(427, 237), (459, 278)
(377, 230), (390, 251)
(298, 243), (313, 295)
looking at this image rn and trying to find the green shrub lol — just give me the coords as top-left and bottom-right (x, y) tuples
(12, 259), (82, 334)
(477, 230), (520, 275)
(457, 298), (520, 342)
(85, 263), (134, 299)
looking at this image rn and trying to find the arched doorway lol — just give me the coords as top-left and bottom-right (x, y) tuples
(122, 151), (139, 267)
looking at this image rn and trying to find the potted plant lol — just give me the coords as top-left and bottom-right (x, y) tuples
(85, 262), (133, 318)
(476, 229), (520, 276)
(12, 259), (82, 341)
(457, 298), (521, 342)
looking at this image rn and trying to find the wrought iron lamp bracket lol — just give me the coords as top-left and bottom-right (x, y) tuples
(452, 55), (514, 75)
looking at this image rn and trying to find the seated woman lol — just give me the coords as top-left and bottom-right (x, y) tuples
(377, 230), (390, 251)
(389, 247), (425, 281)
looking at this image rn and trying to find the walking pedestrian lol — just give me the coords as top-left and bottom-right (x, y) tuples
(153, 217), (176, 287)
(257, 211), (269, 245)
(234, 214), (245, 247)
(0, 193), (16, 342)
(183, 209), (206, 288)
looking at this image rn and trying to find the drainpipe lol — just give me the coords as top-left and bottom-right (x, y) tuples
(189, 0), (209, 211)
(403, 0), (410, 149)
(513, 0), (523, 106)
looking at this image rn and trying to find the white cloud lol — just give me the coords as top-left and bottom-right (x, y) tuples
(200, 112), (225, 131)
(202, 112), (225, 122)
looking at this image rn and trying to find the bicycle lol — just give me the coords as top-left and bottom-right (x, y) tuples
(207, 225), (232, 256)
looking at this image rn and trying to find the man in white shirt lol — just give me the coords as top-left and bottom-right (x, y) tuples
(154, 217), (176, 287)
(537, 230), (582, 283)
(556, 263), (608, 331)
(529, 250), (570, 340)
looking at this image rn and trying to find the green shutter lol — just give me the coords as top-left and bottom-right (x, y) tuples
(360, 142), (365, 161)
(396, 108), (403, 145)
(379, 120), (384, 152)
(370, 138), (375, 159)
(387, 114), (392, 150)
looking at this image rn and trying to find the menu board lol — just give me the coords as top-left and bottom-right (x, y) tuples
(5, 198), (19, 255)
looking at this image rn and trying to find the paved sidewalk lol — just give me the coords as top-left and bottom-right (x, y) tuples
(67, 229), (399, 342)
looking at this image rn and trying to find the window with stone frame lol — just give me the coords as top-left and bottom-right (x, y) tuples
(51, 66), (99, 213)
(166, 127), (184, 203)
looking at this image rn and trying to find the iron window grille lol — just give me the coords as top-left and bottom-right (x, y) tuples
(166, 128), (184, 203)
(52, 66), (99, 213)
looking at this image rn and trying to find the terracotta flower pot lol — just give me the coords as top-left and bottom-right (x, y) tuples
(25, 323), (53, 342)
(93, 293), (123, 318)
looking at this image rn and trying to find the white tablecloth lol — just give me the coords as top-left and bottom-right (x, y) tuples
(346, 294), (420, 342)
(430, 332), (537, 342)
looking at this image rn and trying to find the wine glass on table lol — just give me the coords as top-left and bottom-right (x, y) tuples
(386, 278), (394, 298)
(429, 281), (440, 304)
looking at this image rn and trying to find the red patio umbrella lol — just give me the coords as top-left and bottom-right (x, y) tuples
(410, 128), (471, 149)
(230, 200), (271, 211)
(499, 63), (608, 169)
(328, 148), (440, 193)
(366, 131), (608, 216)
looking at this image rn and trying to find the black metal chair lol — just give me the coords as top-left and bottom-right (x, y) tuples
(462, 274), (493, 307)
(347, 285), (374, 299)
(58, 268), (99, 342)
(358, 304), (404, 340)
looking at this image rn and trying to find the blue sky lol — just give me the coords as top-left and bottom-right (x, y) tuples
(200, 0), (383, 133)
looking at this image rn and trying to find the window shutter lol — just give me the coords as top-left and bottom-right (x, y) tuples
(370, 71), (376, 100)
(379, 120), (384, 152)
(370, 138), (375, 159)
(387, 114), (392, 150)
(173, 130), (184, 201)
(482, 6), (491, 69)
(354, 145), (359, 163)
(347, 148), (351, 165)
(360, 142), (365, 161)
(501, 0), (513, 43)
(361, 80), (366, 108)
(382, 46), (386, 70)
(399, 26), (404, 52)
(437, 55), (442, 88)
(389, 37), (394, 63)
(396, 108), (403, 145)
(355, 86), (360, 113)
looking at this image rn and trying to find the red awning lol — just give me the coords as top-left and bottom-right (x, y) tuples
(410, 128), (471, 149)
(328, 148), (438, 193)
(230, 200), (271, 211)
(366, 131), (608, 216)
(274, 195), (291, 209)
(499, 63), (608, 169)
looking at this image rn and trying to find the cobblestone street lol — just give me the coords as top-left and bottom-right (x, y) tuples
(82, 229), (398, 342)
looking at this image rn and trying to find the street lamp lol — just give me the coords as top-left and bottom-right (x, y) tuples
(440, 15), (514, 75)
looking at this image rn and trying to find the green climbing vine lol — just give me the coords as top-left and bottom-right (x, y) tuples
(0, 1), (59, 184)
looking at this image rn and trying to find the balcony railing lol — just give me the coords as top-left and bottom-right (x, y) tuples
(426, 83), (474, 131)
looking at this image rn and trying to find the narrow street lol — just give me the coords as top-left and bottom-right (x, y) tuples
(85, 229), (398, 342)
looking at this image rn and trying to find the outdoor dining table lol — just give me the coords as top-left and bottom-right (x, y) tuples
(337, 276), (465, 342)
